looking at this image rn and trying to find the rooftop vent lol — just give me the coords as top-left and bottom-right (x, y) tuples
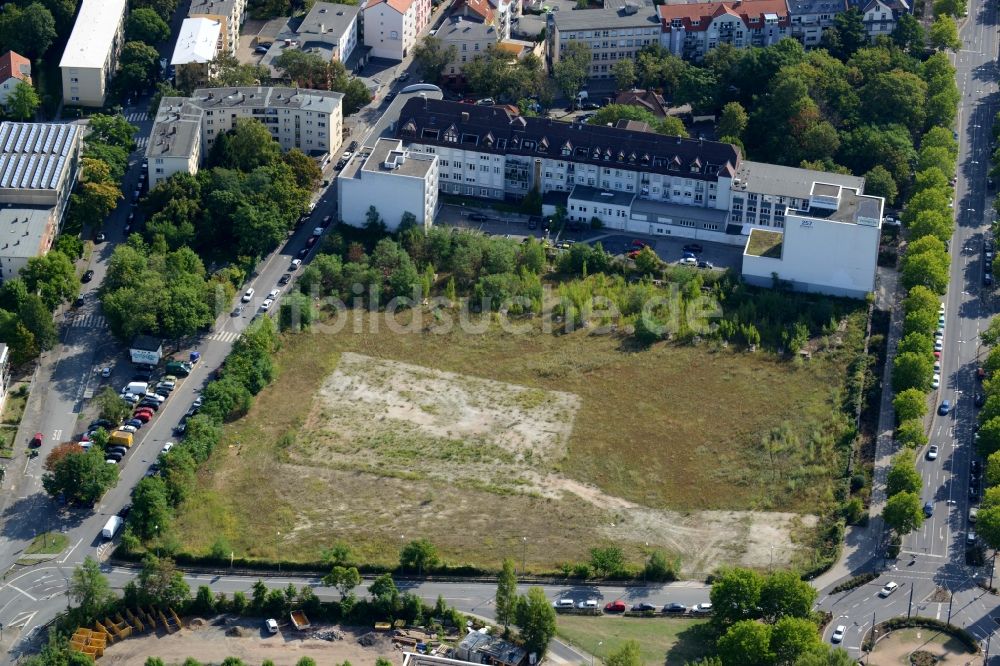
(461, 111), (470, 122)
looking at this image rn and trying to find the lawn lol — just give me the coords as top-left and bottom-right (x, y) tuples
(2, 384), (28, 425)
(24, 531), (69, 555)
(745, 229), (784, 258)
(0, 427), (14, 458)
(172, 305), (861, 573)
(556, 615), (713, 665)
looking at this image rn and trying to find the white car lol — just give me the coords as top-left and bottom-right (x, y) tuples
(679, 257), (698, 266)
(242, 287), (255, 303)
(265, 618), (279, 634)
(267, 288), (280, 299)
(878, 581), (899, 597)
(691, 603), (713, 614)
(934, 340), (944, 352)
(101, 367), (112, 378)
(934, 361), (941, 372)
(161, 442), (174, 455)
(939, 303), (946, 315)
(120, 425), (138, 433)
(927, 444), (939, 460)
(932, 373), (941, 389)
(261, 298), (274, 311)
(290, 259), (302, 270)
(831, 625), (846, 643)
(313, 227), (324, 236)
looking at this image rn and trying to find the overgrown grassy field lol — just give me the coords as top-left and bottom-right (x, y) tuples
(556, 616), (713, 665)
(171, 306), (864, 572)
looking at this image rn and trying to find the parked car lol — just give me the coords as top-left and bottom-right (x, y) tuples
(297, 247), (310, 258)
(971, 507), (979, 523)
(265, 618), (279, 634)
(106, 451), (123, 462)
(468, 213), (488, 222)
(90, 419), (113, 430)
(986, 271), (994, 286)
(29, 432), (42, 448)
(290, 259), (302, 270)
(976, 393), (986, 407)
(878, 581), (898, 597)
(934, 339), (944, 352)
(604, 600), (626, 613)
(931, 374), (941, 389)
(683, 243), (703, 253)
(161, 442), (174, 455)
(95, 232), (106, 243)
(690, 603), (713, 614)
(106, 446), (128, 457)
(173, 421), (187, 436)
(117, 504), (132, 518)
(576, 600), (598, 610)
(120, 424), (139, 433)
(254, 45), (268, 53)
(242, 287), (255, 303)
(697, 260), (714, 269)
(968, 531), (977, 544)
(631, 603), (656, 612)
(279, 273), (292, 285)
(662, 603), (687, 614)
(927, 445), (939, 460)
(679, 257), (698, 266)
(82, 270), (95, 283)
(132, 411), (152, 423)
(261, 298), (274, 311)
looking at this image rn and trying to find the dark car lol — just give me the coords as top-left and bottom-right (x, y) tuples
(278, 273), (292, 285)
(468, 213), (488, 222)
(398, 72), (410, 82)
(938, 400), (951, 415)
(972, 459), (982, 476)
(348, 140), (359, 152)
(663, 603), (687, 614)
(106, 445), (128, 456)
(82, 269), (95, 283)
(631, 603), (657, 612)
(73, 296), (85, 307)
(976, 393), (986, 408)
(90, 418), (113, 429)
(697, 260), (714, 269)
(125, 418), (143, 429)
(117, 504), (132, 518)
(173, 422), (187, 436)
(95, 232), (106, 243)
(29, 432), (43, 448)
(527, 216), (540, 230)
(297, 247), (310, 259)
(306, 235), (318, 247)
(106, 452), (124, 463)
(683, 243), (704, 253)
(138, 400), (160, 411)
(923, 501), (934, 517)
(971, 484), (981, 500)
(986, 271), (994, 286)
(581, 101), (601, 110)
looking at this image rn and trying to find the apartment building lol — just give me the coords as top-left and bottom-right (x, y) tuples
(146, 86), (344, 187)
(546, 4), (661, 79)
(171, 18), (224, 90)
(0, 51), (31, 110)
(363, 0), (433, 60)
(786, 0), (845, 45)
(338, 138), (439, 230)
(188, 0), (248, 56)
(440, 17), (501, 79)
(261, 2), (360, 77)
(394, 98), (881, 296)
(59, 0), (129, 107)
(0, 122), (82, 279)
(658, 0), (789, 60)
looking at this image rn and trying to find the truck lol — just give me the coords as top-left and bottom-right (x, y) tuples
(101, 515), (123, 539)
(290, 611), (310, 631)
(109, 431), (134, 448)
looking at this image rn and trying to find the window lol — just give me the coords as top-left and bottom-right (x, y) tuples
(480, 188), (489, 196)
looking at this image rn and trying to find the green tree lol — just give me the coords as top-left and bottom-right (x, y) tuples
(69, 180), (122, 229)
(137, 555), (190, 607)
(978, 417), (1000, 457)
(893, 351), (933, 392)
(896, 419), (928, 449)
(893, 13), (925, 51)
(759, 570), (816, 622)
(7, 81), (40, 121)
(22, 251), (79, 311)
(770, 616), (822, 664)
(42, 448), (118, 504)
(821, 8), (867, 60)
(717, 620), (773, 666)
(643, 550), (678, 582)
(94, 386), (131, 424)
(901, 236), (950, 294)
(514, 587), (557, 657)
(126, 7), (171, 43)
(929, 15), (961, 50)
(589, 546), (626, 577)
(863, 165), (898, 205)
(611, 58), (637, 91)
(117, 41), (161, 93)
(69, 556), (114, 618)
(553, 41), (591, 103)
(977, 503), (1000, 549)
(209, 119), (281, 171)
(633, 246), (661, 275)
(709, 567), (763, 628)
(606, 640), (641, 666)
(322, 565), (361, 598)
(908, 209), (953, 243)
(399, 538), (439, 574)
(129, 476), (172, 540)
(495, 557), (518, 634)
(411, 36), (457, 84)
(0, 3), (57, 60)
(987, 450), (1000, 487)
(893, 388), (928, 422)
(718, 101), (749, 140)
(282, 149), (322, 189)
(886, 454), (922, 496)
(883, 490), (924, 535)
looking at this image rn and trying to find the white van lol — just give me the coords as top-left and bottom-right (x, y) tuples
(123, 381), (148, 396)
(242, 288), (255, 303)
(553, 598), (574, 609)
(102, 515), (124, 540)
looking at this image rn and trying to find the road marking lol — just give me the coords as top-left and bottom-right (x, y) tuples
(8, 610), (37, 628)
(60, 538), (83, 564)
(6, 584), (36, 601)
(51, 429), (61, 441)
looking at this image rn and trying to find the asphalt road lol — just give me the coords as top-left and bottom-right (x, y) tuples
(817, 0), (1000, 657)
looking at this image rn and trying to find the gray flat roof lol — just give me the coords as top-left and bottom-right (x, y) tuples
(734, 160), (864, 200)
(190, 86), (344, 115)
(549, 4), (660, 30)
(569, 184), (635, 206)
(630, 197), (731, 225)
(301, 2), (359, 39)
(147, 98), (203, 159)
(189, 0), (238, 18)
(59, 0), (129, 69)
(361, 138), (436, 178)
(439, 16), (499, 40)
(0, 122), (78, 191)
(796, 189), (883, 225)
(0, 205), (52, 259)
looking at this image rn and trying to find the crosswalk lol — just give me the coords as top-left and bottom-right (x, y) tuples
(67, 314), (106, 329)
(135, 136), (148, 150)
(209, 330), (240, 343)
(126, 112), (148, 123)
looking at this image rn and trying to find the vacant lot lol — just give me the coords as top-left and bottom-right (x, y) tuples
(174, 309), (859, 574)
(556, 616), (712, 665)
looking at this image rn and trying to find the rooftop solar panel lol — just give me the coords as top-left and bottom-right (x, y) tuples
(10, 156), (26, 189)
(50, 156), (66, 189)
(40, 157), (55, 189)
(13, 125), (27, 153)
(42, 125), (55, 154)
(20, 155), (37, 188)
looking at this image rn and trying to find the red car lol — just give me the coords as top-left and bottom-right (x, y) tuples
(29, 432), (42, 448)
(627, 249), (642, 259)
(604, 600), (626, 613)
(631, 240), (647, 248)
(132, 411), (153, 423)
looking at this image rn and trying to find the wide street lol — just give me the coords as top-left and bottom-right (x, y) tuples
(816, 0), (1000, 658)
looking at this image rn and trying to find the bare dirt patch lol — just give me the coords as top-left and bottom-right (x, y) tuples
(100, 618), (399, 666)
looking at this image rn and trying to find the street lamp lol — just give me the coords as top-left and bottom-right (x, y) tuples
(521, 537), (527, 577)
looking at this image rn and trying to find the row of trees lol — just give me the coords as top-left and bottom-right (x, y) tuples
(970, 319), (1000, 549)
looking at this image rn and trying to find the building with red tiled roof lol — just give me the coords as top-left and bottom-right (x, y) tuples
(363, 0), (432, 60)
(0, 51), (31, 109)
(453, 0), (496, 25)
(614, 89), (670, 117)
(658, 0), (789, 60)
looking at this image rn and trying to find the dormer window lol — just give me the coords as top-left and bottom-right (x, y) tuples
(592, 147), (601, 159)
(617, 150), (625, 161)
(444, 128), (458, 143)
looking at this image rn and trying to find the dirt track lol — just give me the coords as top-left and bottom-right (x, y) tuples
(100, 618), (402, 666)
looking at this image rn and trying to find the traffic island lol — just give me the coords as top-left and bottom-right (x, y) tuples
(863, 619), (979, 665)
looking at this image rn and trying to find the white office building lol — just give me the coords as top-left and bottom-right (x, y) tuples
(59, 0), (129, 107)
(338, 138), (438, 230)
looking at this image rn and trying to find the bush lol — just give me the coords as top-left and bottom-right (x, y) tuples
(830, 572), (875, 594)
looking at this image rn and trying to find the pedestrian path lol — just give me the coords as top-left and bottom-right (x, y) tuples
(135, 136), (148, 150)
(208, 330), (239, 343)
(126, 112), (148, 123)
(67, 314), (106, 329)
